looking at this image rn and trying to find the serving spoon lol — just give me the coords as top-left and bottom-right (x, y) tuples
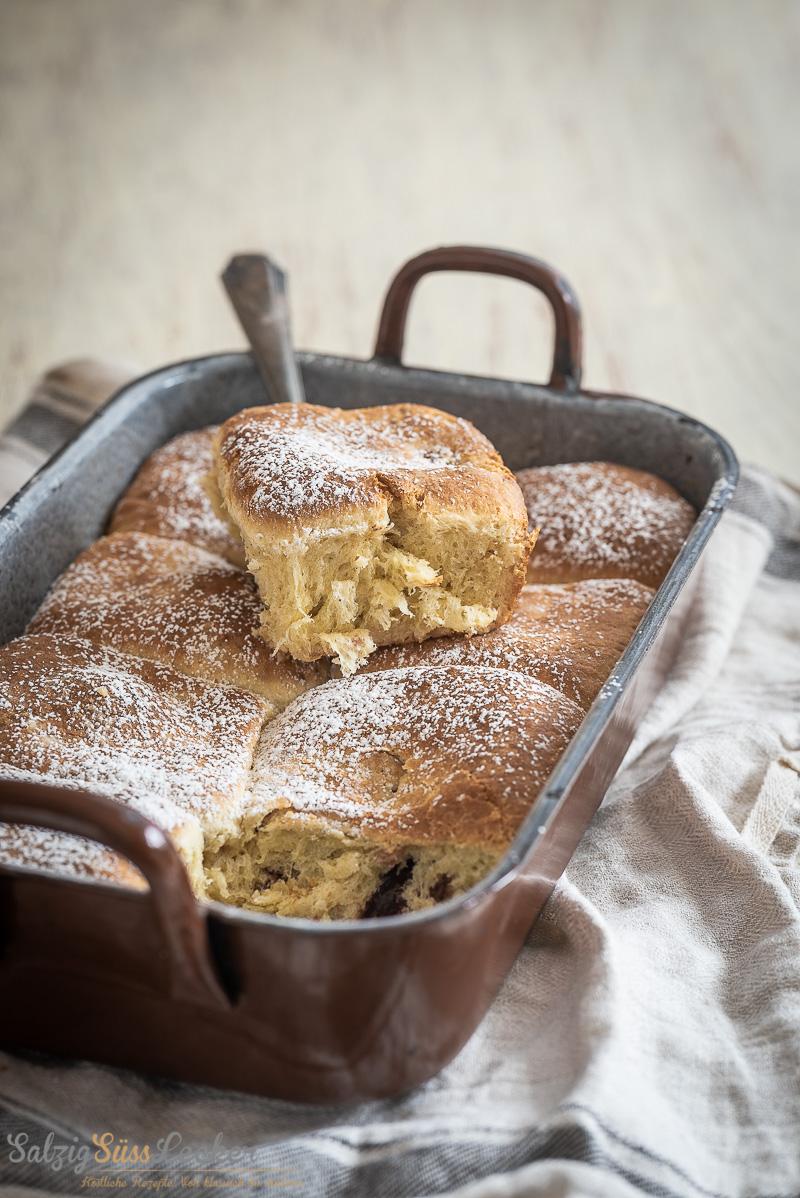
(221, 253), (306, 405)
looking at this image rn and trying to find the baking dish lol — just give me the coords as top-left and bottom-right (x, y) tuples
(0, 246), (738, 1102)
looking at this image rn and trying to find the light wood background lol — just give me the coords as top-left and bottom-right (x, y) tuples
(1, 0), (798, 481)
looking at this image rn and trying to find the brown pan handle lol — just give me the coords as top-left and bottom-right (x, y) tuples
(374, 245), (583, 392)
(0, 780), (229, 1010)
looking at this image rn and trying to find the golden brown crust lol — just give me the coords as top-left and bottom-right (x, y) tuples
(248, 666), (584, 850)
(213, 402), (528, 533)
(356, 578), (655, 710)
(517, 461), (696, 589)
(0, 634), (269, 889)
(110, 428), (244, 566)
(28, 532), (326, 708)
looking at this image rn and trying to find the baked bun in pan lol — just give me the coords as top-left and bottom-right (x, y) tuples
(517, 461), (695, 589)
(0, 634), (268, 893)
(28, 531), (326, 711)
(206, 665), (583, 919)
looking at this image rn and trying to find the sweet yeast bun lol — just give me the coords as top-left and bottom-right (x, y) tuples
(517, 461), (695, 589)
(356, 578), (654, 710)
(212, 403), (533, 674)
(28, 531), (326, 710)
(110, 427), (244, 566)
(0, 634), (269, 893)
(205, 665), (583, 919)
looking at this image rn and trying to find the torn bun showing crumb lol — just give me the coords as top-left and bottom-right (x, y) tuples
(356, 578), (654, 710)
(211, 403), (533, 674)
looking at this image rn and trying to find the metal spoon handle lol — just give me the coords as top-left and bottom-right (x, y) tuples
(222, 253), (306, 405)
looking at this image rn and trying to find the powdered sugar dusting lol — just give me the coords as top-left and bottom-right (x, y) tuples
(250, 665), (583, 844)
(518, 462), (695, 587)
(34, 530), (262, 670)
(29, 531), (321, 704)
(0, 634), (268, 874)
(217, 403), (496, 524)
(0, 818), (146, 888)
(110, 427), (243, 564)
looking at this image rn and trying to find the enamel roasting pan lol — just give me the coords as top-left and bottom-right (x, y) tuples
(0, 247), (738, 1102)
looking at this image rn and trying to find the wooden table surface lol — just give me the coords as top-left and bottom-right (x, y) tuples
(1, 0), (798, 481)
